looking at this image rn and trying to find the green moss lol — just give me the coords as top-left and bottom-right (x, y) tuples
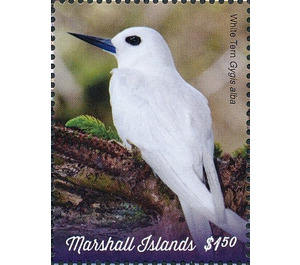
(214, 142), (223, 159)
(232, 144), (249, 158)
(53, 190), (73, 207)
(67, 170), (131, 198)
(53, 155), (65, 166)
(65, 114), (120, 141)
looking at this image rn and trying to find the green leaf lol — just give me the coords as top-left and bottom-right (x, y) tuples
(65, 115), (120, 141)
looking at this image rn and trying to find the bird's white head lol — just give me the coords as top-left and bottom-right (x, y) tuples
(111, 27), (175, 70)
(69, 27), (175, 72)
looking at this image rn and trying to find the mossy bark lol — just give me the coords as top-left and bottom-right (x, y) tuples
(52, 124), (248, 237)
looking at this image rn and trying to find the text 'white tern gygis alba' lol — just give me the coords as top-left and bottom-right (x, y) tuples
(69, 27), (248, 247)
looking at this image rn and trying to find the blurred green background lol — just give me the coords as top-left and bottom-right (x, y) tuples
(53, 2), (248, 153)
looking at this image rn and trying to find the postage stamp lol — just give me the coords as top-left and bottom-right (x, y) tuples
(52, 0), (249, 263)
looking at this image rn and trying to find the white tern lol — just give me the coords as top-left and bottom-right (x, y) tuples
(69, 27), (248, 247)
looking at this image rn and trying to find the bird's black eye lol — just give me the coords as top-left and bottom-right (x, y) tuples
(125, 35), (141, 46)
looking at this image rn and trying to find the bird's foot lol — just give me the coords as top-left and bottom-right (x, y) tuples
(126, 139), (144, 164)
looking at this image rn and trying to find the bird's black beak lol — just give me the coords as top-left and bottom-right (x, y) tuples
(68, 32), (116, 54)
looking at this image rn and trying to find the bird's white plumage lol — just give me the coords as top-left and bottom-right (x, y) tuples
(107, 27), (247, 247)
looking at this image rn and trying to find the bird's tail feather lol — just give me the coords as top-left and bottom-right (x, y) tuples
(202, 148), (226, 223)
(180, 198), (212, 248)
(202, 148), (248, 243)
(222, 208), (248, 243)
(180, 196), (248, 245)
